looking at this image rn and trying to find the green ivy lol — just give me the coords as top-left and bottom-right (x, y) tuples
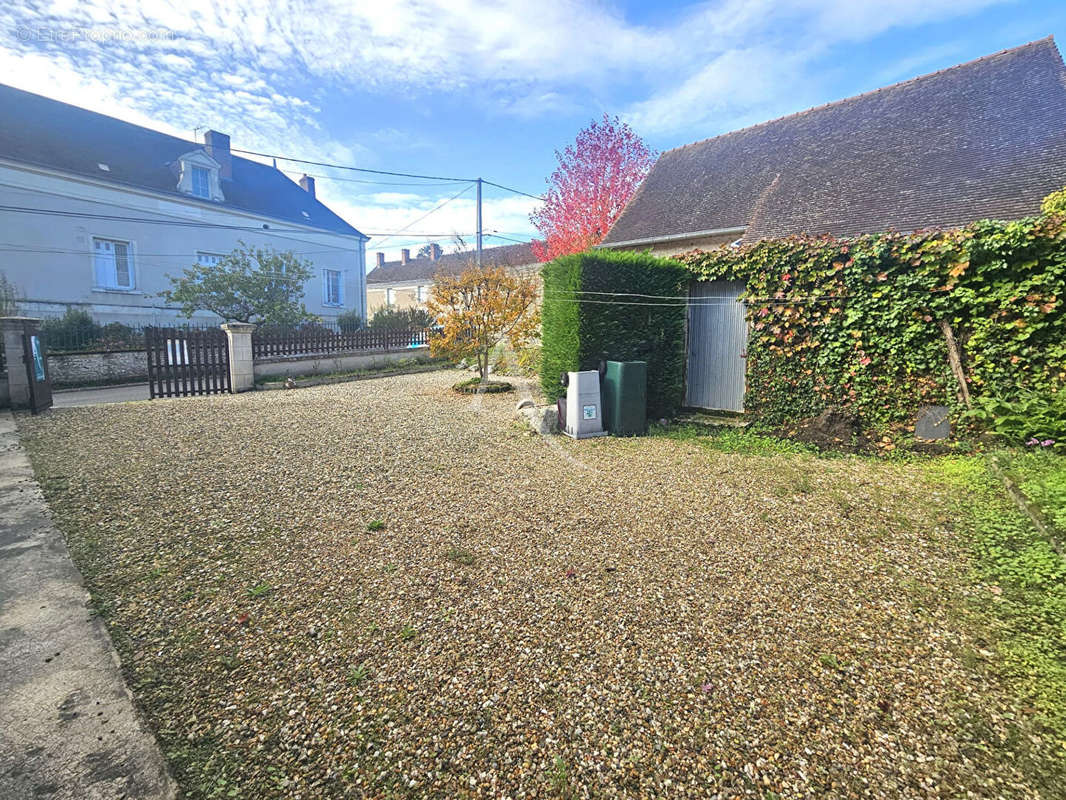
(680, 214), (1066, 428)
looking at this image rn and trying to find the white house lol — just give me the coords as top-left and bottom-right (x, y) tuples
(0, 83), (367, 326)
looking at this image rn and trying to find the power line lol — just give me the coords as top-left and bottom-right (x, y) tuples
(369, 184), (475, 249)
(0, 243), (355, 258)
(0, 205), (483, 239)
(483, 233), (533, 245)
(481, 179), (545, 201)
(231, 147), (472, 183)
(232, 147), (545, 200)
(279, 169), (468, 188)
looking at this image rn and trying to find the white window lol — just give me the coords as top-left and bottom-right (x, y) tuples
(191, 166), (211, 199)
(386, 288), (396, 306)
(323, 269), (343, 306)
(196, 252), (225, 267)
(93, 237), (133, 290)
(417, 285), (428, 302)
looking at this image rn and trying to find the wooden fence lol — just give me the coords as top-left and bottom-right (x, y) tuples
(145, 327), (231, 398)
(252, 328), (430, 359)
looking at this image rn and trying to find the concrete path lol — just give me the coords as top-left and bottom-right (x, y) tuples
(0, 412), (175, 799)
(52, 383), (150, 408)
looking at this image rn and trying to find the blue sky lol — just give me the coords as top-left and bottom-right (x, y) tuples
(3, 0), (1066, 262)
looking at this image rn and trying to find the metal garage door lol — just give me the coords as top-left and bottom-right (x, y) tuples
(685, 280), (748, 412)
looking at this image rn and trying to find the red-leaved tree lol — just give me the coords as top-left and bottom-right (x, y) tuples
(530, 114), (655, 261)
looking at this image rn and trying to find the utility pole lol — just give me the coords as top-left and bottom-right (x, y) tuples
(476, 177), (483, 267)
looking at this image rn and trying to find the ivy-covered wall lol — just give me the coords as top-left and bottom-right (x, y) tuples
(541, 251), (688, 418)
(680, 214), (1066, 427)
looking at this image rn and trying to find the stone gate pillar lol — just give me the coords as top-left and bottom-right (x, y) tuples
(221, 322), (256, 393)
(1, 317), (41, 409)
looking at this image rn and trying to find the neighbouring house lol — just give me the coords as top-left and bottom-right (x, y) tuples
(600, 37), (1066, 256)
(0, 84), (368, 326)
(366, 241), (539, 317)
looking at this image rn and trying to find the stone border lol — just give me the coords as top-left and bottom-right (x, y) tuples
(0, 412), (177, 798)
(255, 363), (447, 391)
(987, 454), (1065, 558)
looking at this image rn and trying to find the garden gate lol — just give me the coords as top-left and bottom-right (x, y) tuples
(685, 280), (748, 412)
(145, 327), (230, 398)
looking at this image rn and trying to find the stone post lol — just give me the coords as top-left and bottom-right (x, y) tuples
(221, 322), (256, 393)
(1, 317), (41, 409)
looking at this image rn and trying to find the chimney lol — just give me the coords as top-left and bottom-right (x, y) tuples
(298, 174), (315, 198)
(203, 130), (232, 179)
(401, 248), (410, 265)
(376, 252), (385, 268)
(429, 243), (442, 261)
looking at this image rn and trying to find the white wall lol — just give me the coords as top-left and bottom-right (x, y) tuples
(0, 160), (367, 326)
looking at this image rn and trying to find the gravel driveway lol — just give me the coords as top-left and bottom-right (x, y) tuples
(17, 371), (1052, 798)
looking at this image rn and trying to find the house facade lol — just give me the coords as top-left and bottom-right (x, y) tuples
(366, 241), (539, 318)
(601, 37), (1066, 256)
(0, 84), (367, 326)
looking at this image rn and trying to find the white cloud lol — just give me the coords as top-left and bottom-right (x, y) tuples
(0, 0), (1015, 264)
(319, 189), (538, 265)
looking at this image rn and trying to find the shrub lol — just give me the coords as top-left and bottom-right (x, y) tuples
(369, 307), (435, 330)
(540, 250), (688, 418)
(0, 271), (19, 316)
(961, 393), (1066, 450)
(336, 310), (364, 332)
(41, 308), (102, 351)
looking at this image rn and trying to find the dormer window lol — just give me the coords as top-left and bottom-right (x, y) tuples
(191, 166), (210, 198)
(176, 150), (224, 201)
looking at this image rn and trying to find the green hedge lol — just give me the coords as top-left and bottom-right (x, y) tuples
(540, 250), (688, 418)
(680, 214), (1066, 428)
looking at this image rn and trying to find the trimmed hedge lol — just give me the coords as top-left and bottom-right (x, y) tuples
(540, 250), (688, 418)
(680, 214), (1066, 428)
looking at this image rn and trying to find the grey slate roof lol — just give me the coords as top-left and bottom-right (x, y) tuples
(0, 83), (365, 238)
(602, 37), (1066, 246)
(367, 242), (538, 284)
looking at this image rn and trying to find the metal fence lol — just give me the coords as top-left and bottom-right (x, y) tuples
(253, 327), (430, 359)
(39, 322), (217, 354)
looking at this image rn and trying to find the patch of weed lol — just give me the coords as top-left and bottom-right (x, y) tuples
(926, 457), (1066, 791)
(649, 423), (818, 456)
(367, 519), (386, 532)
(247, 582), (272, 599)
(347, 664), (371, 687)
(446, 546), (476, 566)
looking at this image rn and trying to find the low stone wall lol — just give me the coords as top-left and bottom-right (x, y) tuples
(253, 346), (431, 380)
(48, 350), (148, 388)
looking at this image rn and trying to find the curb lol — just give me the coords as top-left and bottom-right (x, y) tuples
(255, 364), (447, 391)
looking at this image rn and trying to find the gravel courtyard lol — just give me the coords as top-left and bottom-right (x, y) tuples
(17, 371), (1054, 798)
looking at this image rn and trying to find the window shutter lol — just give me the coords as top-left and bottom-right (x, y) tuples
(114, 242), (132, 288)
(322, 270), (329, 305)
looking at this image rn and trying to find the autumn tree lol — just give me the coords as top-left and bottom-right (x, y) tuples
(427, 264), (539, 385)
(161, 244), (316, 325)
(530, 114), (655, 261)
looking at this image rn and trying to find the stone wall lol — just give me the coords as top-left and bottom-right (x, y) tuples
(254, 346), (430, 380)
(48, 350), (148, 387)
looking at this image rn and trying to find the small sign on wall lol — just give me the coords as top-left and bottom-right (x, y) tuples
(30, 335), (45, 381)
(583, 405), (597, 420)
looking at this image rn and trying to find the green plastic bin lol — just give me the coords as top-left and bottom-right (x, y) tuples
(602, 360), (647, 436)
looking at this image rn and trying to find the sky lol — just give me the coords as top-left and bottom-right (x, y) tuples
(3, 0), (1066, 266)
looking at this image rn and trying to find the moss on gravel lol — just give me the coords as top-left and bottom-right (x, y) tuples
(17, 372), (1064, 798)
